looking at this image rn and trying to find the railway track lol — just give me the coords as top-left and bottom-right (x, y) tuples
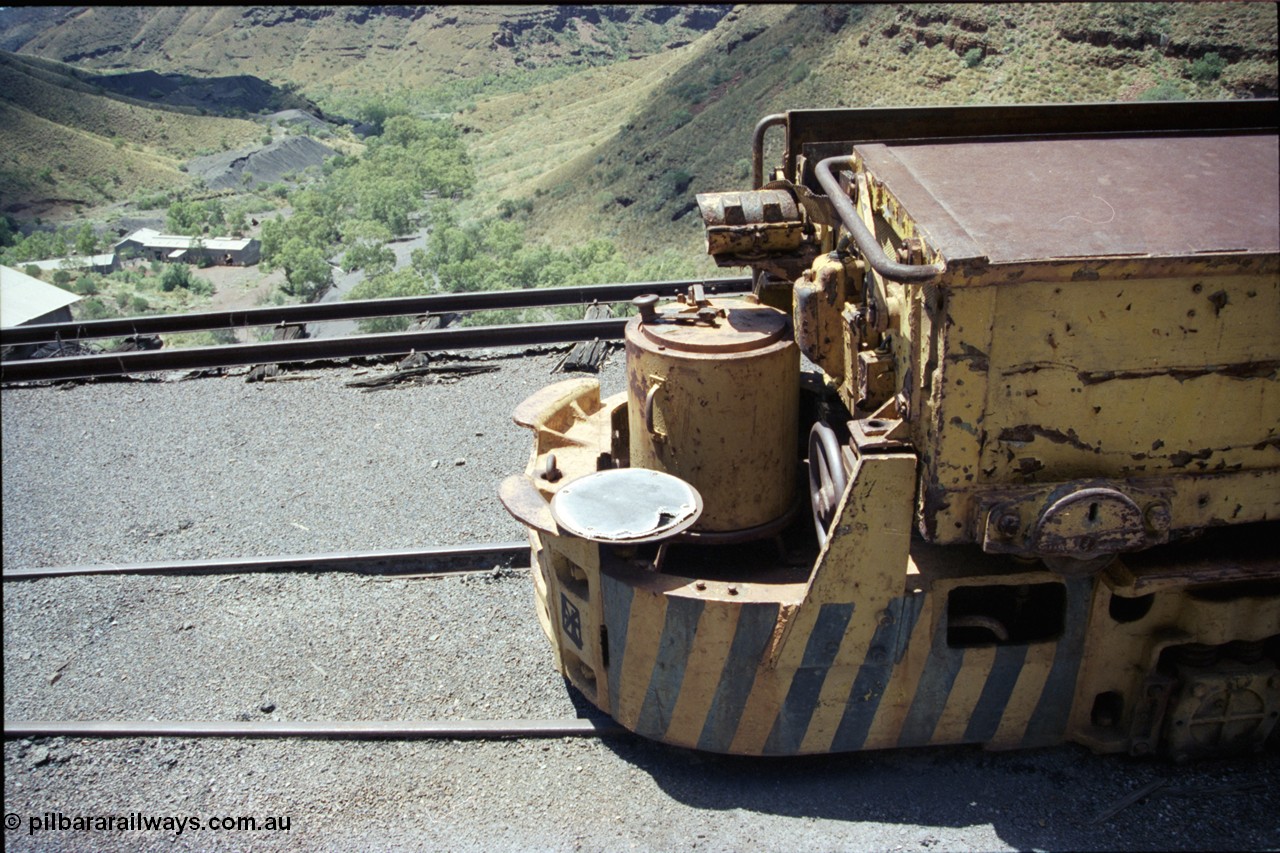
(1, 542), (530, 580)
(0, 276), (750, 384)
(3, 541), (631, 743)
(3, 719), (626, 741)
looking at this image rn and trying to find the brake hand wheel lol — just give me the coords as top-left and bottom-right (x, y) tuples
(808, 421), (849, 548)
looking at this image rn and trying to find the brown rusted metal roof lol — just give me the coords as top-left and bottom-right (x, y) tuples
(855, 134), (1279, 265)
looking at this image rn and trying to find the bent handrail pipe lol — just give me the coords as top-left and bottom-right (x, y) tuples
(752, 113), (787, 190)
(815, 155), (946, 283)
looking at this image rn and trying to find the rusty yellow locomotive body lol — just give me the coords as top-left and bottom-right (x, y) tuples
(502, 101), (1279, 759)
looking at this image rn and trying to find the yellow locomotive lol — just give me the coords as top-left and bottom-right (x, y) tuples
(501, 101), (1279, 760)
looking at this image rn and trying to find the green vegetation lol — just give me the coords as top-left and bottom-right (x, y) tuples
(346, 200), (696, 332)
(0, 222), (103, 264)
(253, 114), (473, 302)
(1188, 52), (1227, 83)
(1139, 79), (1187, 101)
(46, 264), (220, 322)
(158, 263), (209, 295)
(166, 198), (227, 235)
(3, 3), (1274, 332)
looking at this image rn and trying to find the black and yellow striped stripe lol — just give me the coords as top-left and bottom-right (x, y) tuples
(593, 569), (1093, 755)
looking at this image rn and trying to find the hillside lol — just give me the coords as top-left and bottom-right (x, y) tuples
(471, 3), (1278, 260)
(2, 3), (1275, 266)
(0, 51), (277, 215)
(1, 6), (733, 92)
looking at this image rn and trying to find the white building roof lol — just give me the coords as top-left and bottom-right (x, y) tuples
(116, 228), (254, 252)
(0, 265), (82, 328)
(27, 253), (117, 272)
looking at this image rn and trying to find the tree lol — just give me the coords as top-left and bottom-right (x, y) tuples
(342, 241), (395, 276)
(74, 222), (98, 256)
(348, 268), (430, 332)
(277, 238), (333, 301)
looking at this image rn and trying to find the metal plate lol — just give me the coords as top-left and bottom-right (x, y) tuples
(636, 298), (789, 354)
(549, 469), (703, 544)
(855, 134), (1279, 264)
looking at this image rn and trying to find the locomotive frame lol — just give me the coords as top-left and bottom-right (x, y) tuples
(502, 100), (1279, 760)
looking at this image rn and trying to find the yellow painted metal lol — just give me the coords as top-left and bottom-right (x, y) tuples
(842, 148), (1280, 557)
(504, 105), (1280, 761)
(508, 382), (1278, 757)
(624, 295), (799, 533)
(1071, 556), (1280, 757)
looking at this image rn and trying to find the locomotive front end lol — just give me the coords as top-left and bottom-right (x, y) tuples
(502, 100), (1280, 760)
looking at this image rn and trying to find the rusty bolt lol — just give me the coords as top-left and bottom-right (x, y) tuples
(727, 585), (739, 596)
(896, 245), (911, 263)
(1144, 501), (1171, 532)
(695, 581), (707, 591)
(996, 510), (1021, 538)
(877, 609), (894, 627)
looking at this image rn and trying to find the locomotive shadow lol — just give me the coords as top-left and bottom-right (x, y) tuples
(588, 718), (1280, 851)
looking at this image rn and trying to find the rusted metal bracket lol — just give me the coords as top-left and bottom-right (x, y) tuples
(980, 481), (1174, 565)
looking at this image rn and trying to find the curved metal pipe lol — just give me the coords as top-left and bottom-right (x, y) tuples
(815, 155), (945, 283)
(751, 113), (787, 189)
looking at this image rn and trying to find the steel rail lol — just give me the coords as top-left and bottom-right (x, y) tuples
(3, 718), (628, 740)
(1, 277), (751, 346)
(1, 316), (628, 383)
(2, 542), (531, 581)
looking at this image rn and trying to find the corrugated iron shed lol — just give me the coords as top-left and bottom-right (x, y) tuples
(0, 265), (82, 328)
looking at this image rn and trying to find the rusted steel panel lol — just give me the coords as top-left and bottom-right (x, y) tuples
(855, 135), (1279, 264)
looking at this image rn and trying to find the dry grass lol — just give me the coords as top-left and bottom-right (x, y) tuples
(467, 3), (1275, 265)
(0, 53), (264, 211)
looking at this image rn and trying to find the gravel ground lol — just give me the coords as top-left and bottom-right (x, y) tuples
(3, 351), (1278, 852)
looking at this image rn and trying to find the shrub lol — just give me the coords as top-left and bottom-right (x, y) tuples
(187, 275), (213, 297)
(964, 48), (984, 68)
(77, 297), (115, 320)
(161, 264), (193, 292)
(1188, 52), (1227, 83)
(1139, 80), (1186, 101)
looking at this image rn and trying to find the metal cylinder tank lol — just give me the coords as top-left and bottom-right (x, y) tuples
(625, 290), (799, 535)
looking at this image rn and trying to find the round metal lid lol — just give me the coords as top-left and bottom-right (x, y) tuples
(635, 298), (788, 354)
(549, 468), (704, 544)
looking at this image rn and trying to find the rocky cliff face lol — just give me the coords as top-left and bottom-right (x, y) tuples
(0, 5), (733, 88)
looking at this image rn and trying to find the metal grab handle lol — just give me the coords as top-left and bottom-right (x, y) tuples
(814, 156), (945, 283)
(643, 381), (665, 439)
